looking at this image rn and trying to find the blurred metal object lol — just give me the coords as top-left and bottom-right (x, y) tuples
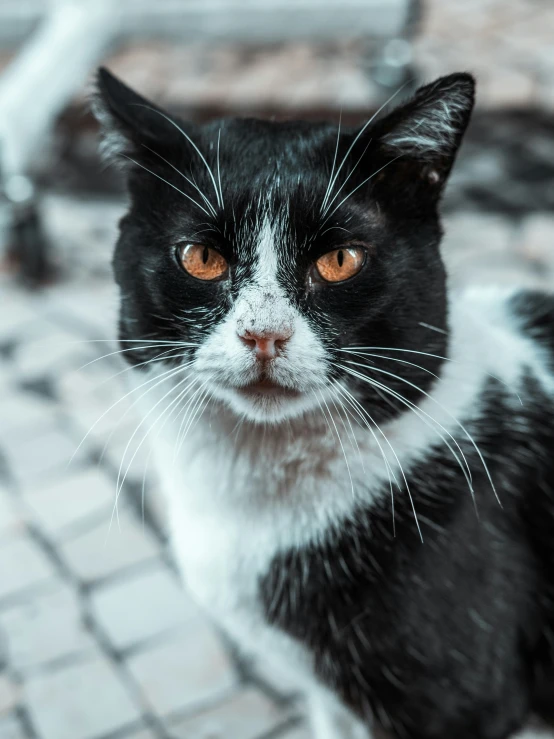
(0, 0), (412, 46)
(0, 0), (418, 285)
(0, 0), (115, 284)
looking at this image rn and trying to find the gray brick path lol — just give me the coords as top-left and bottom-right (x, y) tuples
(0, 199), (307, 739)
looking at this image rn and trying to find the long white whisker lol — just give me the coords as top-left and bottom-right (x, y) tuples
(341, 347), (522, 405)
(121, 155), (211, 216)
(216, 127), (224, 211)
(70, 360), (193, 467)
(316, 389), (355, 496)
(110, 370), (199, 531)
(141, 143), (217, 217)
(77, 344), (191, 373)
(321, 82), (408, 214)
(320, 155), (403, 229)
(335, 383), (405, 539)
(321, 110), (342, 212)
(339, 350), (440, 379)
(321, 137), (373, 218)
(330, 383), (365, 473)
(343, 360), (496, 504)
(132, 104), (222, 209)
(341, 364), (476, 511)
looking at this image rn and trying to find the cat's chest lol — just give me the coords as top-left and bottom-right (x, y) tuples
(155, 417), (374, 615)
(168, 487), (317, 689)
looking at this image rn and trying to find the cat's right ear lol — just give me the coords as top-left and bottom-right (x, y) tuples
(92, 67), (184, 167)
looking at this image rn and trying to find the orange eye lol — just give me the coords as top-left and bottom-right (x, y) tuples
(179, 244), (228, 281)
(315, 246), (366, 283)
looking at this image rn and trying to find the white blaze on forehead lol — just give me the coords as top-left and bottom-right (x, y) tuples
(253, 215), (281, 286)
(235, 213), (294, 337)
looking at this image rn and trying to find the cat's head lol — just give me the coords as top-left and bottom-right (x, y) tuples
(94, 68), (474, 424)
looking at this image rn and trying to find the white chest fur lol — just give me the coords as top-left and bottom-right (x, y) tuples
(134, 288), (553, 737)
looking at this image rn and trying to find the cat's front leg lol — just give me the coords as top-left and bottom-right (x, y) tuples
(308, 689), (374, 739)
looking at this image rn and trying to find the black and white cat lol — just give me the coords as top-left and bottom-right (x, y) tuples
(94, 67), (554, 738)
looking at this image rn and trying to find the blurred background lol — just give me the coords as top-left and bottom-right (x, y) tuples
(0, 1), (553, 738)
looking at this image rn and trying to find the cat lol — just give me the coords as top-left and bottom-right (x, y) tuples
(94, 67), (554, 739)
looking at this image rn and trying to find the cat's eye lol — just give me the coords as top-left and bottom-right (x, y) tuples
(178, 243), (228, 281)
(315, 246), (366, 283)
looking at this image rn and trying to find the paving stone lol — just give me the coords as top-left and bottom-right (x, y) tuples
(14, 329), (92, 379)
(90, 565), (197, 650)
(0, 535), (56, 603)
(0, 488), (26, 538)
(0, 715), (26, 739)
(127, 622), (236, 717)
(0, 362), (15, 397)
(0, 584), (95, 671)
(21, 468), (115, 539)
(24, 655), (141, 739)
(0, 675), (19, 714)
(281, 727), (310, 739)
(0, 290), (40, 341)
(57, 361), (137, 447)
(442, 213), (514, 257)
(59, 511), (159, 583)
(0, 392), (59, 437)
(518, 214), (554, 271)
(169, 689), (285, 739)
(2, 425), (80, 489)
(123, 730), (157, 739)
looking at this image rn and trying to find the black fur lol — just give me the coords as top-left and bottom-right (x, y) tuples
(95, 68), (554, 737)
(261, 368), (554, 737)
(94, 67), (469, 422)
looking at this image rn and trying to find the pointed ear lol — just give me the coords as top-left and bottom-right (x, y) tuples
(92, 67), (185, 166)
(373, 73), (475, 186)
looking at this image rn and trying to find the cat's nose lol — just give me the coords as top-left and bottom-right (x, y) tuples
(238, 329), (292, 360)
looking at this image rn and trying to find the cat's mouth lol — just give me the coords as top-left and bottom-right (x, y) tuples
(236, 377), (301, 399)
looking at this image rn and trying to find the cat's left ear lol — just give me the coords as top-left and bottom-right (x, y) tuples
(372, 72), (475, 189)
(92, 67), (186, 167)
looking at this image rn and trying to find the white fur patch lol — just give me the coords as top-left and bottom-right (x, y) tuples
(193, 214), (329, 422)
(383, 86), (470, 157)
(134, 286), (554, 734)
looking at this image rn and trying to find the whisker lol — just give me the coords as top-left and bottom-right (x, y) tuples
(216, 127), (224, 211)
(320, 137), (373, 219)
(316, 389), (355, 496)
(329, 383), (365, 474)
(321, 109), (343, 213)
(341, 347), (522, 406)
(141, 143), (217, 217)
(341, 364), (476, 512)
(319, 155), (403, 229)
(70, 360), (193, 467)
(132, 104), (222, 209)
(111, 370), (199, 530)
(77, 344), (191, 372)
(121, 155), (212, 216)
(339, 350), (440, 379)
(334, 382), (408, 539)
(419, 321), (447, 335)
(343, 359), (496, 503)
(320, 82), (408, 215)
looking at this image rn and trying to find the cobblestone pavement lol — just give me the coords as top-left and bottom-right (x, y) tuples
(1, 192), (554, 739)
(0, 198), (309, 739)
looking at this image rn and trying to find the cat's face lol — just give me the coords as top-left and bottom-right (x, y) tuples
(95, 69), (474, 424)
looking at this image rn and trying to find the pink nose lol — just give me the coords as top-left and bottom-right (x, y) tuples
(238, 329), (292, 360)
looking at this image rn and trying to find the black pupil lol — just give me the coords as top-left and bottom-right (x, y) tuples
(202, 246), (209, 264)
(337, 250), (344, 268)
